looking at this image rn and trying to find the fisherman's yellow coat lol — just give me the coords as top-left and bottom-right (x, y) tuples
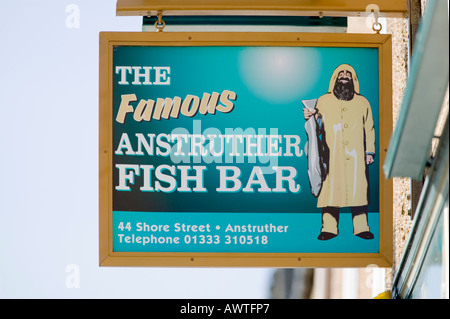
(316, 64), (375, 208)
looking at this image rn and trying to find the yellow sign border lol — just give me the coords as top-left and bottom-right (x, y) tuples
(99, 32), (393, 268)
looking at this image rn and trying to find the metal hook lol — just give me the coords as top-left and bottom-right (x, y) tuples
(154, 10), (165, 32)
(372, 11), (382, 34)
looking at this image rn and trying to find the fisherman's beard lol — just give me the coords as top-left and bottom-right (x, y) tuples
(333, 79), (355, 101)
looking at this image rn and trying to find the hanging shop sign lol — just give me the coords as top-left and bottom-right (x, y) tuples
(99, 32), (393, 267)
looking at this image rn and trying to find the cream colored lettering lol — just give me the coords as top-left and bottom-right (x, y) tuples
(199, 92), (220, 115)
(217, 90), (237, 113)
(154, 97), (182, 120)
(133, 99), (154, 122)
(115, 90), (236, 124)
(181, 95), (201, 117)
(116, 94), (137, 124)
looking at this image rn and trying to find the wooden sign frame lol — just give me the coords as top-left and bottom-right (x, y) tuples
(115, 0), (407, 17)
(99, 32), (393, 267)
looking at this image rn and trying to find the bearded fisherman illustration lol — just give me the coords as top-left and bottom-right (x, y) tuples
(303, 64), (375, 241)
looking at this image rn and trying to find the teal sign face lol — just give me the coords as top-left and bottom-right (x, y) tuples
(111, 44), (381, 254)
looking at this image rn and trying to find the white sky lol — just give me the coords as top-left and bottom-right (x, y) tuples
(0, 0), (273, 298)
